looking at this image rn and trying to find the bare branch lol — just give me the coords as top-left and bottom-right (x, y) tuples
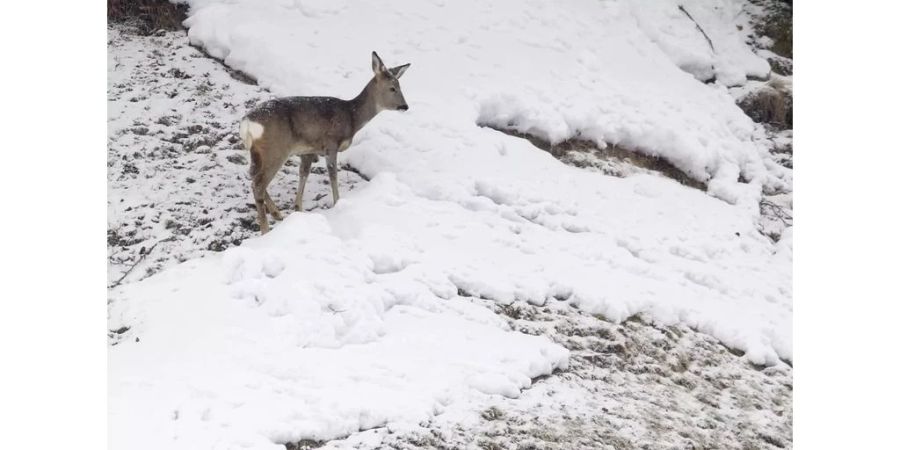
(109, 236), (175, 288)
(679, 5), (715, 53)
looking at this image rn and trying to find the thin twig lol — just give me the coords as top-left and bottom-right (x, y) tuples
(327, 305), (348, 314)
(339, 163), (371, 182)
(760, 199), (793, 225)
(679, 5), (715, 52)
(189, 43), (259, 86)
(109, 237), (175, 288)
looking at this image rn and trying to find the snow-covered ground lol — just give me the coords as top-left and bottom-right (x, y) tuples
(107, 28), (369, 285)
(108, 0), (792, 448)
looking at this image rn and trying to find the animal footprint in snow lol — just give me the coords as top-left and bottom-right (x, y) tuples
(231, 279), (267, 307)
(223, 249), (258, 284)
(262, 256), (285, 278)
(223, 249), (285, 282)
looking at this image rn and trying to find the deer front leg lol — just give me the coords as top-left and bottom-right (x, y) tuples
(326, 149), (339, 207)
(295, 154), (315, 211)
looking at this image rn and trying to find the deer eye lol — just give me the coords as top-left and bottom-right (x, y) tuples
(390, 87), (397, 92)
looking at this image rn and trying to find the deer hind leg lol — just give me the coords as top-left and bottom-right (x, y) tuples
(264, 192), (282, 220)
(325, 149), (339, 207)
(295, 154), (316, 211)
(249, 147), (282, 234)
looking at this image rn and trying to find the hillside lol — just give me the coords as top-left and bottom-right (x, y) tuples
(107, 1), (793, 448)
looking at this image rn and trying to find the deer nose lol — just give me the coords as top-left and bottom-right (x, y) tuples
(398, 104), (409, 111)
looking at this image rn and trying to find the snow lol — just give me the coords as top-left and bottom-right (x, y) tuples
(325, 301), (793, 450)
(108, 0), (792, 448)
(629, 0), (772, 85)
(184, 0), (787, 208)
(109, 233), (568, 448)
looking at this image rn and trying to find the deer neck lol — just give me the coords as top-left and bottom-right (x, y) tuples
(350, 78), (381, 135)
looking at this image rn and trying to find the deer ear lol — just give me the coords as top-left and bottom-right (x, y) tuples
(389, 63), (410, 79)
(371, 51), (387, 74)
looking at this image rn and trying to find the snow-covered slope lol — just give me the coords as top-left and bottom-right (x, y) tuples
(109, 235), (568, 448)
(183, 0), (788, 206)
(109, 1), (792, 448)
(629, 0), (771, 85)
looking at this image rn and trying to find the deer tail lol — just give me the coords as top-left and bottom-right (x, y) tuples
(239, 118), (264, 151)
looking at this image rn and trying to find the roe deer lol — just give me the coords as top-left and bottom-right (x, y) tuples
(238, 51), (411, 233)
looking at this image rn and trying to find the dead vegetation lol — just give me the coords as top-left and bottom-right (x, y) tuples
(108, 0), (189, 35)
(737, 83), (793, 130)
(752, 0), (793, 60)
(480, 124), (707, 191)
(748, 0), (793, 75)
(284, 439), (326, 450)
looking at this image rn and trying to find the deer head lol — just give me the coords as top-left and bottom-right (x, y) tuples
(371, 51), (411, 111)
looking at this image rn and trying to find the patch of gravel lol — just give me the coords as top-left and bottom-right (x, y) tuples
(107, 25), (368, 285)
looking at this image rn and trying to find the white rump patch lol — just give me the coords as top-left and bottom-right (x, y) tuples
(238, 118), (265, 150)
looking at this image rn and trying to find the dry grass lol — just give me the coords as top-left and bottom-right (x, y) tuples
(750, 0), (793, 59)
(107, 0), (188, 35)
(737, 87), (792, 130)
(481, 125), (707, 191)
